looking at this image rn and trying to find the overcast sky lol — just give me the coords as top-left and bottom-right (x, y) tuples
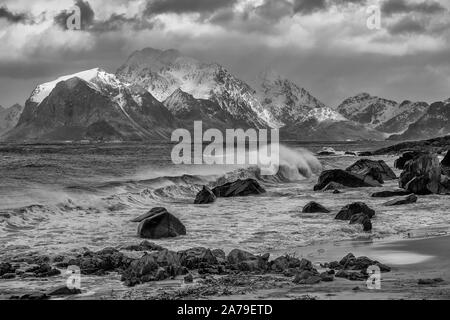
(0, 0), (449, 108)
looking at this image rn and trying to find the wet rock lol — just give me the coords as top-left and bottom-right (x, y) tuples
(371, 190), (412, 198)
(335, 270), (367, 281)
(10, 293), (50, 300)
(123, 241), (165, 252)
(184, 273), (194, 283)
(178, 248), (218, 269)
(345, 152), (357, 156)
(302, 202), (330, 214)
(1, 273), (16, 279)
(337, 253), (390, 272)
(395, 152), (425, 170)
(293, 270), (321, 284)
(121, 249), (186, 286)
(227, 249), (268, 272)
(383, 194), (418, 206)
(48, 286), (82, 296)
(270, 255), (301, 272)
(212, 179), (266, 198)
(0, 262), (16, 276)
(358, 152), (372, 157)
(24, 264), (61, 278)
(68, 248), (131, 275)
(418, 278), (444, 285)
(194, 186), (217, 204)
(322, 182), (345, 192)
(211, 249), (226, 261)
(320, 272), (335, 282)
(399, 154), (443, 195)
(349, 214), (372, 232)
(314, 170), (381, 191)
(335, 203), (375, 221)
(346, 159), (397, 181)
(135, 207), (187, 240)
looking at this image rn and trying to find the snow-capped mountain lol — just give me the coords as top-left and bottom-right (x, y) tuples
(117, 48), (275, 129)
(389, 100), (450, 141)
(336, 93), (431, 136)
(376, 100), (429, 134)
(255, 70), (346, 125)
(0, 104), (23, 135)
(3, 68), (176, 142)
(336, 93), (398, 128)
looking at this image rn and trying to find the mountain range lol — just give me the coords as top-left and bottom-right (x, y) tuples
(1, 48), (448, 142)
(0, 104), (23, 136)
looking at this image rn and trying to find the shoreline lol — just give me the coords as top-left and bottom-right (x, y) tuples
(2, 234), (449, 300)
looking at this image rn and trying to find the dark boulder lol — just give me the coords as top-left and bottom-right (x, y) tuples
(322, 182), (345, 192)
(121, 249), (186, 286)
(335, 203), (375, 221)
(0, 263), (16, 276)
(122, 241), (165, 252)
(314, 170), (381, 191)
(194, 186), (216, 204)
(24, 264), (61, 278)
(293, 270), (321, 284)
(358, 152), (372, 157)
(371, 190), (412, 198)
(270, 255), (302, 272)
(346, 159), (397, 181)
(395, 151), (426, 170)
(383, 194), (418, 206)
(337, 253), (390, 272)
(212, 179), (265, 198)
(441, 151), (450, 167)
(68, 248), (131, 275)
(178, 248), (218, 269)
(135, 207), (187, 239)
(48, 286), (81, 296)
(399, 154), (442, 195)
(302, 202), (330, 213)
(349, 214), (372, 232)
(227, 249), (269, 272)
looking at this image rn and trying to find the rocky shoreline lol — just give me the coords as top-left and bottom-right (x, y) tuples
(2, 144), (450, 300)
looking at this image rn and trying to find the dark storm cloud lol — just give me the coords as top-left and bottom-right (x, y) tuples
(144, 0), (238, 16)
(0, 6), (27, 23)
(54, 0), (95, 30)
(293, 0), (327, 15)
(381, 0), (447, 16)
(388, 16), (428, 34)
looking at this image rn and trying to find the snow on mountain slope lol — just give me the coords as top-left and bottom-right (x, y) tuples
(29, 68), (127, 105)
(117, 48), (278, 128)
(255, 70), (346, 125)
(336, 93), (399, 128)
(376, 100), (429, 134)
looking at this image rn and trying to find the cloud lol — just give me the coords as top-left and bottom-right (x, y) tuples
(381, 0), (447, 16)
(0, 6), (28, 23)
(293, 0), (327, 15)
(144, 0), (238, 16)
(388, 16), (428, 34)
(54, 0), (95, 30)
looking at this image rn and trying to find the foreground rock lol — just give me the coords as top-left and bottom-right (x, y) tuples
(302, 202), (330, 213)
(336, 203), (375, 232)
(349, 214), (372, 232)
(384, 194), (418, 206)
(335, 203), (375, 220)
(133, 207), (187, 239)
(322, 253), (391, 279)
(194, 186), (216, 204)
(371, 190), (412, 198)
(395, 151), (426, 170)
(212, 179), (265, 197)
(346, 159), (397, 181)
(68, 248), (131, 275)
(399, 154), (449, 195)
(314, 170), (381, 191)
(48, 286), (82, 296)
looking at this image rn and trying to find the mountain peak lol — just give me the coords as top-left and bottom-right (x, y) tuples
(29, 68), (114, 104)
